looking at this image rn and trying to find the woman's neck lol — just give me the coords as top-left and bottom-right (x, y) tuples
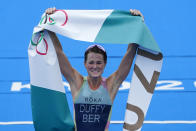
(87, 76), (102, 90)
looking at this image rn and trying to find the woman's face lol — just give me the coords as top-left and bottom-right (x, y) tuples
(84, 52), (106, 78)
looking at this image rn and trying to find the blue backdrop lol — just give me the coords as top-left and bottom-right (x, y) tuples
(0, 0), (196, 130)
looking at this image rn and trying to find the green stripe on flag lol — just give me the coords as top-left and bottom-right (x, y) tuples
(94, 10), (161, 52)
(31, 85), (75, 131)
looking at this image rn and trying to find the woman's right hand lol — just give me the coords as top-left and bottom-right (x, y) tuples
(45, 7), (56, 15)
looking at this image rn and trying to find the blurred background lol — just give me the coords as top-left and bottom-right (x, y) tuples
(0, 0), (196, 130)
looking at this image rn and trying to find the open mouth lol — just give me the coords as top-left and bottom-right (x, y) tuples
(91, 70), (100, 73)
(89, 69), (101, 75)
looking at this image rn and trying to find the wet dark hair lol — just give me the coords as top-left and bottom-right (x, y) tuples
(84, 45), (107, 64)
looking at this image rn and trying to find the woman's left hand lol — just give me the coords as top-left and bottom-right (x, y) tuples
(130, 9), (144, 21)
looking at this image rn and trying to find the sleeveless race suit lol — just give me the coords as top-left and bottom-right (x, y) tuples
(74, 77), (112, 131)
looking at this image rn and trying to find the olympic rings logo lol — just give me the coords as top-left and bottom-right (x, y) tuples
(31, 32), (48, 55)
(31, 10), (68, 55)
(39, 10), (68, 26)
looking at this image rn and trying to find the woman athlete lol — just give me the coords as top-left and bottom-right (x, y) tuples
(46, 7), (144, 131)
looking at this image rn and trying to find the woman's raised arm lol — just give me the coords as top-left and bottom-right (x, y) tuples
(46, 8), (83, 94)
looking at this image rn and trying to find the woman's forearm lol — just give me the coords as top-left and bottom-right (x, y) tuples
(48, 31), (63, 52)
